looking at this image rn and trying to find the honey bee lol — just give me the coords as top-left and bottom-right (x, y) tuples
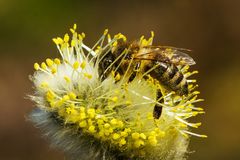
(98, 40), (195, 119)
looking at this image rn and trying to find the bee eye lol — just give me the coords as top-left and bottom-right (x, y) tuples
(126, 54), (131, 59)
(107, 59), (113, 63)
(106, 59), (112, 65)
(102, 58), (113, 69)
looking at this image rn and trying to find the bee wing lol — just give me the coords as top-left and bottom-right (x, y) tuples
(133, 50), (170, 63)
(143, 45), (192, 52)
(143, 46), (195, 65)
(170, 50), (195, 65)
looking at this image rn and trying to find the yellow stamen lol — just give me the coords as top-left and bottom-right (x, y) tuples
(34, 63), (40, 70)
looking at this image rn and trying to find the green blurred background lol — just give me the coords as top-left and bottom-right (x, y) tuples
(0, 0), (240, 159)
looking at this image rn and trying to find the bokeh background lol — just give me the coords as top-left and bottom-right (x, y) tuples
(0, 0), (240, 159)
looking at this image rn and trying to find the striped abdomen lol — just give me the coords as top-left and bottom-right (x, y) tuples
(147, 61), (188, 95)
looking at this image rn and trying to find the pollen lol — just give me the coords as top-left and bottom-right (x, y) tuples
(68, 92), (76, 100)
(51, 67), (57, 74)
(73, 61), (80, 70)
(64, 34), (70, 43)
(46, 58), (54, 67)
(64, 76), (71, 83)
(88, 125), (96, 133)
(110, 118), (117, 125)
(120, 131), (128, 137)
(79, 120), (87, 128)
(34, 63), (40, 70)
(71, 40), (76, 47)
(80, 61), (86, 69)
(134, 139), (145, 148)
(104, 123), (110, 129)
(54, 58), (61, 65)
(111, 96), (118, 102)
(62, 95), (70, 101)
(132, 132), (140, 140)
(112, 133), (120, 140)
(40, 82), (48, 88)
(104, 29), (109, 35)
(83, 73), (92, 79)
(41, 62), (47, 70)
(30, 25), (205, 160)
(148, 135), (158, 146)
(115, 73), (121, 81)
(140, 133), (146, 140)
(119, 138), (126, 146)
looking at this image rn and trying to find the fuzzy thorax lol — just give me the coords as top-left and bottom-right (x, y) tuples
(30, 24), (206, 160)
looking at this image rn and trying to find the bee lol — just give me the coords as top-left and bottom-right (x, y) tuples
(98, 40), (195, 119)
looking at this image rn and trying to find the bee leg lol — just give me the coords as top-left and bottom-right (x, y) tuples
(129, 61), (141, 82)
(153, 90), (163, 119)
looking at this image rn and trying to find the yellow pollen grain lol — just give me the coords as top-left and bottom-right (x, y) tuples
(148, 136), (157, 146)
(70, 28), (75, 34)
(111, 71), (115, 77)
(80, 61), (86, 69)
(73, 23), (77, 30)
(54, 58), (61, 65)
(110, 118), (117, 125)
(71, 40), (76, 47)
(84, 73), (92, 79)
(62, 95), (70, 101)
(112, 41), (118, 47)
(117, 120), (124, 128)
(194, 122), (202, 128)
(34, 63), (40, 70)
(46, 58), (54, 67)
(150, 131), (156, 136)
(87, 108), (96, 119)
(51, 68), (57, 74)
(64, 34), (70, 42)
(81, 32), (85, 38)
(119, 138), (126, 146)
(78, 34), (83, 40)
(79, 106), (85, 112)
(104, 29), (108, 35)
(112, 133), (120, 140)
(115, 73), (121, 81)
(140, 133), (146, 140)
(104, 123), (110, 129)
(87, 119), (93, 125)
(64, 76), (71, 83)
(134, 140), (144, 148)
(88, 125), (96, 133)
(79, 112), (86, 120)
(46, 90), (55, 101)
(132, 132), (140, 140)
(57, 37), (64, 44)
(120, 131), (128, 137)
(65, 106), (76, 115)
(180, 123), (187, 128)
(79, 120), (87, 128)
(40, 82), (48, 88)
(107, 34), (111, 42)
(97, 119), (104, 125)
(125, 100), (132, 105)
(111, 96), (118, 102)
(151, 31), (155, 37)
(68, 92), (76, 100)
(125, 128), (131, 133)
(73, 61), (80, 70)
(201, 135), (208, 138)
(52, 38), (59, 45)
(41, 62), (47, 70)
